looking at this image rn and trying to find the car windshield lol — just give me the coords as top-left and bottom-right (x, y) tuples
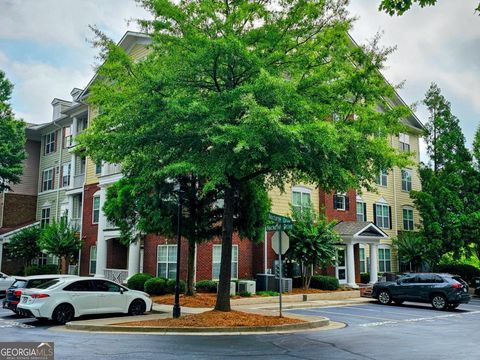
(35, 279), (61, 289)
(10, 280), (27, 289)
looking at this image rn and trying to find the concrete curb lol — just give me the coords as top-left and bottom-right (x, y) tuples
(230, 290), (360, 306)
(64, 314), (329, 334)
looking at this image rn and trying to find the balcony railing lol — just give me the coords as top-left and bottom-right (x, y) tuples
(102, 163), (122, 177)
(73, 173), (84, 189)
(70, 218), (81, 231)
(104, 268), (129, 284)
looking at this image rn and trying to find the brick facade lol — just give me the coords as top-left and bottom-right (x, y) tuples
(2, 193), (37, 228)
(319, 189), (357, 222)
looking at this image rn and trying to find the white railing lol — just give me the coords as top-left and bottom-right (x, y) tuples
(73, 173), (84, 188)
(102, 163), (122, 177)
(104, 268), (129, 284)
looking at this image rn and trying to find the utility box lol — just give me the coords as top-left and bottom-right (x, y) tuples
(238, 280), (256, 295)
(276, 277), (293, 293)
(216, 281), (237, 296)
(256, 274), (277, 292)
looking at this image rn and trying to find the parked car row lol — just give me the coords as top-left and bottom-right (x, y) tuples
(2, 273), (152, 324)
(372, 272), (471, 310)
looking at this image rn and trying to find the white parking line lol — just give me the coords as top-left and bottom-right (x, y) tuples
(342, 305), (433, 317)
(298, 308), (395, 321)
(359, 310), (480, 327)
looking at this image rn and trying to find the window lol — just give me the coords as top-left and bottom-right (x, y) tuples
(62, 163), (71, 187)
(403, 207), (414, 230)
(42, 168), (53, 191)
(64, 280), (93, 292)
(292, 187), (311, 212)
(399, 133), (410, 152)
(376, 169), (388, 186)
(44, 131), (56, 154)
(80, 157), (86, 174)
(93, 280), (121, 292)
(375, 203), (390, 229)
(63, 126), (72, 148)
(212, 245), (238, 280)
(41, 207), (50, 228)
(356, 201), (366, 222)
(378, 246), (392, 273)
(89, 246), (97, 275)
(157, 245), (177, 279)
(401, 169), (412, 191)
(359, 245), (366, 273)
(95, 161), (102, 175)
(333, 193), (347, 211)
(92, 195), (100, 224)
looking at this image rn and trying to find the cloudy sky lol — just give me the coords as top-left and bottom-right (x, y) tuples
(1, 0), (479, 156)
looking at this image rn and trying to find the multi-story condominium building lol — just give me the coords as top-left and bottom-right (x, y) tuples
(0, 31), (424, 288)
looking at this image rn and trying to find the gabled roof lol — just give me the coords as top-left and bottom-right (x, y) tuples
(334, 221), (389, 239)
(0, 221), (40, 242)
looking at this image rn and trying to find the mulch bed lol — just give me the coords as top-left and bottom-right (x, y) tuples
(114, 310), (304, 328)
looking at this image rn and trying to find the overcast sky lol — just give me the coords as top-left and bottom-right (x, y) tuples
(1, 0), (479, 157)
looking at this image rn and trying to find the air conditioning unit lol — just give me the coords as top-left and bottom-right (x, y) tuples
(238, 280), (256, 295)
(256, 274), (277, 291)
(275, 277), (293, 293)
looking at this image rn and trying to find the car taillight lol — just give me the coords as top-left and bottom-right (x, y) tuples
(451, 282), (463, 289)
(30, 293), (50, 299)
(13, 290), (22, 297)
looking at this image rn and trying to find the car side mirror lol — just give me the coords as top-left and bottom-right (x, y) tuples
(119, 288), (124, 294)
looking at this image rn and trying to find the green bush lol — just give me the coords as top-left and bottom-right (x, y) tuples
(24, 264), (59, 276)
(144, 278), (167, 295)
(436, 264), (480, 286)
(127, 273), (154, 291)
(238, 291), (252, 297)
(166, 279), (186, 294)
(195, 280), (217, 293)
(310, 275), (339, 290)
(360, 273), (370, 284)
(257, 291), (280, 297)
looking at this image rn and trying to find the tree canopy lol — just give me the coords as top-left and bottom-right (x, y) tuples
(79, 0), (412, 311)
(379, 0), (480, 16)
(6, 226), (41, 273)
(0, 70), (26, 192)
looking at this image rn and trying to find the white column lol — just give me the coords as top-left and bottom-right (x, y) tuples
(0, 241), (3, 272)
(346, 243), (357, 288)
(95, 187), (108, 277)
(369, 243), (379, 284)
(127, 240), (141, 278)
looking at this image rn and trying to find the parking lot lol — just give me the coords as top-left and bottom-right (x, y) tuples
(288, 297), (480, 328)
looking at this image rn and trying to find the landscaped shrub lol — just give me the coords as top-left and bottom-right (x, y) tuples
(24, 264), (59, 276)
(144, 278), (167, 295)
(310, 275), (339, 290)
(166, 279), (186, 294)
(257, 291), (280, 297)
(127, 273), (154, 291)
(436, 264), (480, 286)
(238, 291), (252, 297)
(195, 280), (217, 293)
(360, 273), (370, 284)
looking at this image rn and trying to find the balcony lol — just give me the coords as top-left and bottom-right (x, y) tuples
(104, 268), (128, 284)
(70, 218), (81, 230)
(102, 163), (122, 177)
(73, 173), (85, 189)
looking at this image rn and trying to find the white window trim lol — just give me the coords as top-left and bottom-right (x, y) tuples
(42, 168), (54, 192)
(89, 245), (97, 275)
(212, 244), (238, 280)
(334, 193), (346, 211)
(157, 244), (177, 279)
(378, 245), (392, 273)
(375, 203), (390, 229)
(359, 244), (366, 273)
(62, 163), (71, 188)
(356, 201), (365, 222)
(401, 169), (412, 192)
(402, 206), (414, 231)
(377, 169), (388, 187)
(292, 186), (312, 212)
(92, 194), (100, 224)
(41, 207), (51, 228)
(44, 131), (55, 154)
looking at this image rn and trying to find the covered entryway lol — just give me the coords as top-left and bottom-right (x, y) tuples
(333, 221), (389, 288)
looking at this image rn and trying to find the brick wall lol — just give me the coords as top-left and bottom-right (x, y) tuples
(319, 189), (357, 222)
(79, 183), (99, 276)
(2, 193), (37, 228)
(143, 234), (189, 279)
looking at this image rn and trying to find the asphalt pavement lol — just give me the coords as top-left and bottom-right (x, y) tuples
(1, 299), (480, 359)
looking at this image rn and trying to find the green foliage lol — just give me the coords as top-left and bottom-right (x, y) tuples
(24, 264), (59, 276)
(38, 220), (82, 270)
(127, 273), (154, 291)
(435, 264), (480, 286)
(257, 291), (280, 297)
(473, 126), (480, 167)
(80, 0), (413, 311)
(0, 70), (26, 192)
(360, 273), (370, 284)
(310, 275), (340, 290)
(7, 226), (41, 269)
(144, 277), (168, 295)
(379, 0), (480, 15)
(287, 206), (339, 289)
(393, 232), (428, 272)
(166, 279), (186, 294)
(238, 291), (252, 297)
(195, 280), (218, 293)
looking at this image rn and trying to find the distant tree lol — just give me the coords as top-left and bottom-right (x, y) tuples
(6, 226), (41, 274)
(473, 126), (480, 167)
(379, 0), (480, 16)
(38, 220), (82, 274)
(393, 231), (428, 272)
(0, 70), (26, 192)
(286, 206), (339, 289)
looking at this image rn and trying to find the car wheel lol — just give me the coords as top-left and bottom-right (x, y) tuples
(394, 300), (404, 305)
(378, 290), (392, 305)
(431, 294), (447, 310)
(128, 299), (146, 316)
(52, 304), (75, 324)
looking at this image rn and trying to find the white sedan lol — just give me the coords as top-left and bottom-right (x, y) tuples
(0, 272), (15, 296)
(16, 277), (152, 324)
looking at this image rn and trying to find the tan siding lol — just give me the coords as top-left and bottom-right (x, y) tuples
(269, 183), (319, 217)
(85, 105), (99, 185)
(129, 44), (151, 61)
(10, 139), (40, 195)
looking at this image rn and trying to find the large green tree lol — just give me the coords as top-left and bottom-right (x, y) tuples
(6, 226), (41, 274)
(379, 0), (480, 16)
(0, 70), (26, 192)
(79, 0), (411, 311)
(473, 125), (480, 166)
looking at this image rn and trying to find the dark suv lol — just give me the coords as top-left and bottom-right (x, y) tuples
(372, 273), (470, 310)
(3, 275), (76, 313)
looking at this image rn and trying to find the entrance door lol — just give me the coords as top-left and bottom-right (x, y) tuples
(335, 247), (347, 284)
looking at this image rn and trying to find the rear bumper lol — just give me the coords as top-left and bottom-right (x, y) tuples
(2, 299), (18, 311)
(16, 308), (34, 318)
(449, 293), (470, 304)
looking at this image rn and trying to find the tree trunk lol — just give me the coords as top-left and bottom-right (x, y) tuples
(215, 185), (235, 312)
(186, 239), (196, 296)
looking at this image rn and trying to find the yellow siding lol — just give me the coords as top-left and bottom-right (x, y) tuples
(129, 44), (152, 61)
(85, 106), (99, 185)
(268, 183), (319, 217)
